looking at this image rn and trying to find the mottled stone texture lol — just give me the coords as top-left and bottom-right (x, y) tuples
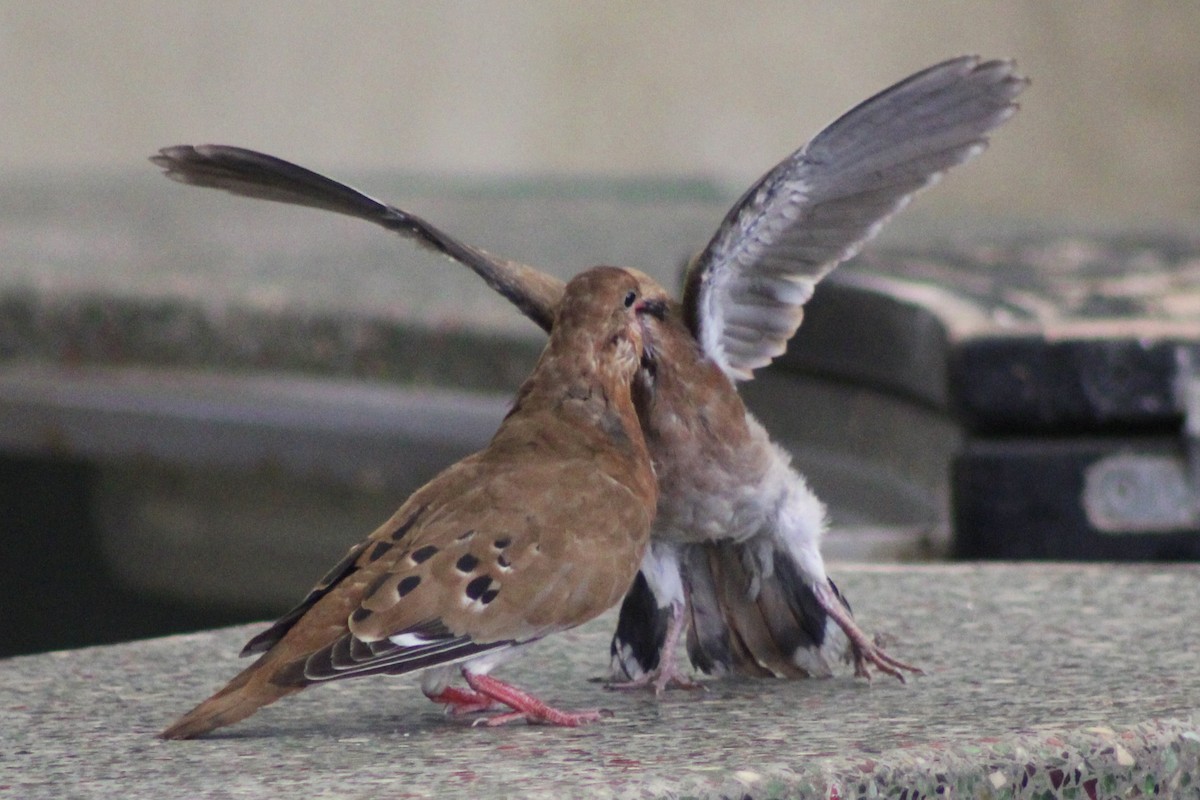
(2, 564), (1196, 798)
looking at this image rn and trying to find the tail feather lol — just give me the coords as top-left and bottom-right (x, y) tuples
(159, 653), (306, 740)
(708, 542), (810, 677)
(683, 539), (851, 678)
(768, 554), (852, 674)
(753, 575), (828, 676)
(608, 571), (670, 680)
(681, 544), (736, 675)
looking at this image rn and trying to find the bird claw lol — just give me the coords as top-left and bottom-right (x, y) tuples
(426, 686), (503, 716)
(606, 597), (704, 695)
(814, 581), (922, 683)
(471, 707), (612, 728)
(605, 668), (705, 695)
(462, 671), (614, 727)
(850, 640), (924, 683)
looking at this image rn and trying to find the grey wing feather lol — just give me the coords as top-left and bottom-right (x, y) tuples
(151, 145), (562, 332)
(683, 55), (1028, 380)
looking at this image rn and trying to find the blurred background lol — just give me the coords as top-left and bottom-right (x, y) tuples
(1, 1), (1198, 229)
(3, 3), (1199, 656)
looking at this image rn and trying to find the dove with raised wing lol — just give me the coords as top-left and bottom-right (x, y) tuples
(152, 56), (1027, 689)
(160, 267), (667, 738)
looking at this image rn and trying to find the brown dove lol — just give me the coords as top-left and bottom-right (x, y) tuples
(159, 266), (667, 738)
(152, 56), (1028, 689)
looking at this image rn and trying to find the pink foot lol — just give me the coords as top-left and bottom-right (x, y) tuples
(607, 599), (703, 695)
(606, 666), (703, 694)
(425, 686), (503, 716)
(463, 671), (611, 727)
(816, 581), (923, 682)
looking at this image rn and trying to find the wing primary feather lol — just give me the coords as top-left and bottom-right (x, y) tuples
(152, 145), (563, 332)
(683, 56), (1027, 380)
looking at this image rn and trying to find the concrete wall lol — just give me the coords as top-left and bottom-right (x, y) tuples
(2, 2), (1198, 229)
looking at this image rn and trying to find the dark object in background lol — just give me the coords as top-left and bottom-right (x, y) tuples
(782, 233), (1200, 560)
(0, 455), (253, 658)
(954, 437), (1199, 561)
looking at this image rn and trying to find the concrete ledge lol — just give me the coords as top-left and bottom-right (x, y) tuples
(5, 564), (1197, 798)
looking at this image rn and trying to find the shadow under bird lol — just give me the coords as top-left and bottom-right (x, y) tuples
(153, 55), (1028, 691)
(160, 267), (667, 738)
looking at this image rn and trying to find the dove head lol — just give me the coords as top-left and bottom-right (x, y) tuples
(548, 266), (670, 383)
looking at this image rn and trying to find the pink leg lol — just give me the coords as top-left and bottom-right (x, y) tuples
(814, 581), (923, 682)
(463, 671), (611, 727)
(606, 600), (703, 694)
(424, 686), (503, 715)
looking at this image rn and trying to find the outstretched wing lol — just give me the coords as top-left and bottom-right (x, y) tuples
(683, 56), (1028, 381)
(152, 145), (564, 332)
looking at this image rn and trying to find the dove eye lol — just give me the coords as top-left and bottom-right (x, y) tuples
(623, 290), (638, 308)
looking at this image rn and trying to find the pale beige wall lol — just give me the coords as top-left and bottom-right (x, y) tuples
(2, 2), (1198, 229)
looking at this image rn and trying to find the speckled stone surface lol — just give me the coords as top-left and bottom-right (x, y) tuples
(2, 564), (1197, 799)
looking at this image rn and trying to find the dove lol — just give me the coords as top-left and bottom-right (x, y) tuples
(152, 55), (1027, 689)
(159, 266), (667, 739)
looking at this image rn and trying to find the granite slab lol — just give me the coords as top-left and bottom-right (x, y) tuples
(2, 563), (1197, 799)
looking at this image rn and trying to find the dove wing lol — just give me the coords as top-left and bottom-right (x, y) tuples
(238, 432), (652, 685)
(683, 55), (1028, 381)
(152, 145), (564, 332)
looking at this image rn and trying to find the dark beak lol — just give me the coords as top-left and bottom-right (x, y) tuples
(634, 298), (668, 320)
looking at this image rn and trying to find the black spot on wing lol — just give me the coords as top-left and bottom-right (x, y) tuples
(464, 575), (493, 601)
(397, 575), (421, 598)
(411, 545), (438, 564)
(456, 553), (480, 573)
(368, 541), (393, 562)
(390, 505), (426, 541)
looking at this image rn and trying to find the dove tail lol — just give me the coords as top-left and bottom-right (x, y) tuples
(159, 653), (306, 740)
(681, 539), (849, 678)
(610, 539), (848, 679)
(680, 543), (737, 675)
